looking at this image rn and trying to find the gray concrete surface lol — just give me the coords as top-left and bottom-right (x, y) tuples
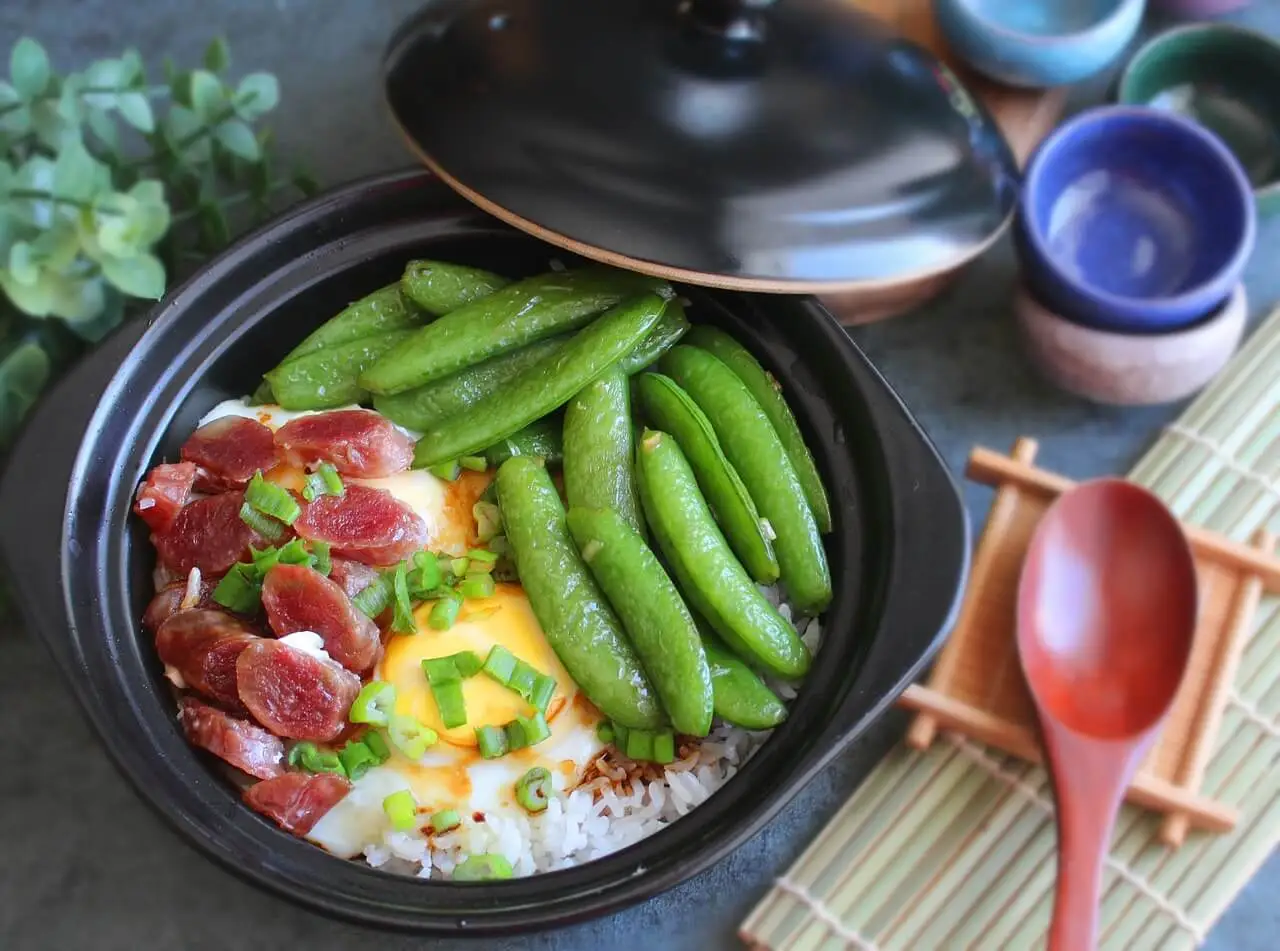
(1, 1), (1277, 948)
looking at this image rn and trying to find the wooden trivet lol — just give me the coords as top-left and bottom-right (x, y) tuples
(898, 437), (1280, 845)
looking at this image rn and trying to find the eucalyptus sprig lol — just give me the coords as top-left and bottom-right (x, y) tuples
(0, 35), (315, 448)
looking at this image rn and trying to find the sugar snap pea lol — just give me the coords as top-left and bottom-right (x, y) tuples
(635, 372), (777, 584)
(567, 506), (712, 736)
(413, 294), (667, 468)
(361, 268), (668, 395)
(265, 330), (417, 410)
(373, 336), (568, 433)
(699, 622), (788, 729)
(563, 368), (643, 536)
(281, 285), (421, 365)
(635, 429), (810, 679)
(496, 457), (665, 729)
(400, 259), (509, 315)
(661, 346), (831, 615)
(616, 300), (690, 375)
(484, 414), (563, 466)
(685, 326), (832, 534)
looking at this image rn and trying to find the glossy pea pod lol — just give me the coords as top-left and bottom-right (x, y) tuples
(635, 372), (777, 583)
(563, 368), (644, 536)
(496, 456), (665, 729)
(616, 300), (690, 375)
(400, 259), (510, 315)
(699, 622), (788, 729)
(361, 268), (669, 395)
(635, 428), (810, 679)
(684, 325), (832, 533)
(265, 330), (417, 410)
(412, 293), (667, 468)
(567, 506), (713, 736)
(661, 345), (831, 615)
(484, 414), (564, 466)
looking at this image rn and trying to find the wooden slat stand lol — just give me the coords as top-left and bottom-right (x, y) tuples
(898, 438), (1280, 845)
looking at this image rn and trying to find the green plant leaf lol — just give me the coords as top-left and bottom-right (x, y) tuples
(214, 119), (259, 161)
(189, 69), (225, 123)
(168, 67), (192, 107)
(30, 99), (69, 150)
(52, 134), (101, 201)
(10, 38), (51, 99)
(64, 284), (124, 342)
(30, 220), (82, 270)
(117, 91), (154, 132)
(82, 58), (124, 108)
(101, 251), (165, 300)
(86, 105), (121, 153)
(121, 48), (145, 86)
(198, 202), (229, 248)
(7, 241), (39, 285)
(10, 156), (56, 228)
(292, 168), (320, 196)
(235, 72), (279, 121)
(55, 74), (84, 122)
(163, 104), (210, 161)
(204, 37), (230, 73)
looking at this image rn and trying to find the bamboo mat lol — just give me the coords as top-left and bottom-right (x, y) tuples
(742, 306), (1280, 951)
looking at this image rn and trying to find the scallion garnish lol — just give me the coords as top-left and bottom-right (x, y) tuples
(352, 572), (393, 617)
(449, 557), (470, 577)
(466, 547), (499, 566)
(515, 766), (551, 814)
(428, 809), (461, 834)
(212, 563), (262, 614)
(624, 728), (654, 763)
(302, 462), (345, 502)
(391, 561), (416, 634)
(473, 501), (502, 542)
(529, 675), (556, 713)
(349, 680), (396, 726)
(428, 591), (462, 630)
(383, 789), (418, 831)
(480, 645), (556, 713)
(458, 455), (487, 472)
(458, 571), (495, 600)
(276, 537), (314, 565)
(652, 731), (676, 765)
(596, 721), (615, 745)
(310, 540), (332, 576)
(422, 658), (468, 728)
(481, 645), (518, 685)
(363, 729), (391, 763)
(452, 853), (514, 881)
(509, 712), (550, 750)
(475, 724), (508, 759)
(429, 460), (460, 481)
(245, 471), (301, 525)
(287, 741), (318, 769)
(338, 739), (379, 780)
(388, 713), (438, 759)
(239, 502), (286, 542)
(288, 741), (345, 776)
(410, 550), (441, 596)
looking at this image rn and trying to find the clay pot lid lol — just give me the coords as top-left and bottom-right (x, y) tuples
(382, 0), (1019, 293)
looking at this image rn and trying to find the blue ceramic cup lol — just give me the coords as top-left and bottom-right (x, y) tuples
(1016, 106), (1256, 334)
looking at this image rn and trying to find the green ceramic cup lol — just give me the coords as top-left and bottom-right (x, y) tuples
(1118, 23), (1280, 218)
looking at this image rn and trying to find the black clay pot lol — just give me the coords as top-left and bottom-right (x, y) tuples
(0, 170), (967, 935)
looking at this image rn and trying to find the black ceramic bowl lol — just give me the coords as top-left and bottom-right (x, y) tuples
(0, 170), (968, 935)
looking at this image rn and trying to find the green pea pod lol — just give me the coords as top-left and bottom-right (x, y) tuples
(700, 624), (787, 729)
(616, 300), (690, 375)
(265, 330), (417, 410)
(484, 414), (564, 466)
(685, 326), (832, 533)
(635, 428), (810, 679)
(400, 259), (510, 315)
(567, 505), (712, 736)
(661, 345), (831, 615)
(362, 268), (669, 395)
(635, 372), (778, 584)
(563, 368), (643, 536)
(413, 294), (667, 468)
(373, 337), (568, 433)
(281, 285), (422, 364)
(496, 457), (665, 729)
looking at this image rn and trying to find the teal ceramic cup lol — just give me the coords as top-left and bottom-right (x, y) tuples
(1118, 23), (1280, 218)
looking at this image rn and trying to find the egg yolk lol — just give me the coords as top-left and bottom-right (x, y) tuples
(381, 583), (576, 746)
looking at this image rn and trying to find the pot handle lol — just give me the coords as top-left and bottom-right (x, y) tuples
(0, 317), (149, 674)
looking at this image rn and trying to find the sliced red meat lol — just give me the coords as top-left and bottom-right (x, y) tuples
(261, 564), (380, 673)
(274, 409), (414, 478)
(152, 489), (273, 576)
(134, 462), (198, 534)
(155, 609), (261, 708)
(328, 556), (381, 599)
(181, 416), (279, 491)
(236, 639), (360, 741)
(244, 771), (351, 836)
(179, 697), (284, 781)
(143, 576), (214, 633)
(293, 484), (427, 567)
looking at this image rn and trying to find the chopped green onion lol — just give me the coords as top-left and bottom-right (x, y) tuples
(509, 662), (537, 700)
(428, 591), (462, 630)
(410, 550), (441, 595)
(529, 675), (556, 713)
(352, 573), (393, 617)
(239, 502), (286, 542)
(473, 501), (502, 542)
(612, 723), (630, 750)
(515, 766), (551, 813)
(391, 561), (417, 634)
(383, 789), (418, 831)
(289, 741), (345, 776)
(319, 462), (344, 494)
(596, 722), (615, 745)
(503, 717), (528, 751)
(388, 713), (438, 759)
(349, 680), (397, 726)
(310, 540), (332, 576)
(652, 730), (676, 765)
(429, 460), (460, 481)
(276, 537), (314, 565)
(449, 557), (470, 577)
(625, 728), (654, 762)
(363, 729), (391, 763)
(287, 741), (319, 769)
(466, 548), (499, 565)
(459, 455), (488, 472)
(422, 655), (462, 685)
(249, 544), (281, 576)
(451, 651), (483, 678)
(428, 809), (461, 834)
(452, 853), (514, 881)
(212, 563), (262, 614)
(506, 712), (550, 750)
(245, 471), (301, 525)
(431, 681), (467, 729)
(482, 645), (518, 685)
(458, 572), (495, 599)
(338, 739), (379, 779)
(475, 724), (508, 759)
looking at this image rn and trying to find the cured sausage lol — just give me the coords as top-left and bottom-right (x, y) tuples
(152, 489), (273, 576)
(134, 462), (197, 534)
(261, 564), (380, 673)
(293, 484), (427, 566)
(236, 639), (360, 741)
(244, 771), (351, 836)
(274, 409), (414, 478)
(179, 697), (284, 781)
(143, 576), (213, 633)
(328, 556), (381, 600)
(181, 416), (279, 491)
(155, 609), (261, 708)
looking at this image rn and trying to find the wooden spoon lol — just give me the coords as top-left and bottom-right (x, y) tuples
(1016, 478), (1198, 951)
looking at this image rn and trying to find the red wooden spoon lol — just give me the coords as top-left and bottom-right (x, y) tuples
(1016, 478), (1198, 951)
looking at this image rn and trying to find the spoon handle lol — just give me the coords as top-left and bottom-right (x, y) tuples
(1048, 787), (1114, 951)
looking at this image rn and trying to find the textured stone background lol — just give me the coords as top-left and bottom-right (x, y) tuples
(1, 1), (1276, 948)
